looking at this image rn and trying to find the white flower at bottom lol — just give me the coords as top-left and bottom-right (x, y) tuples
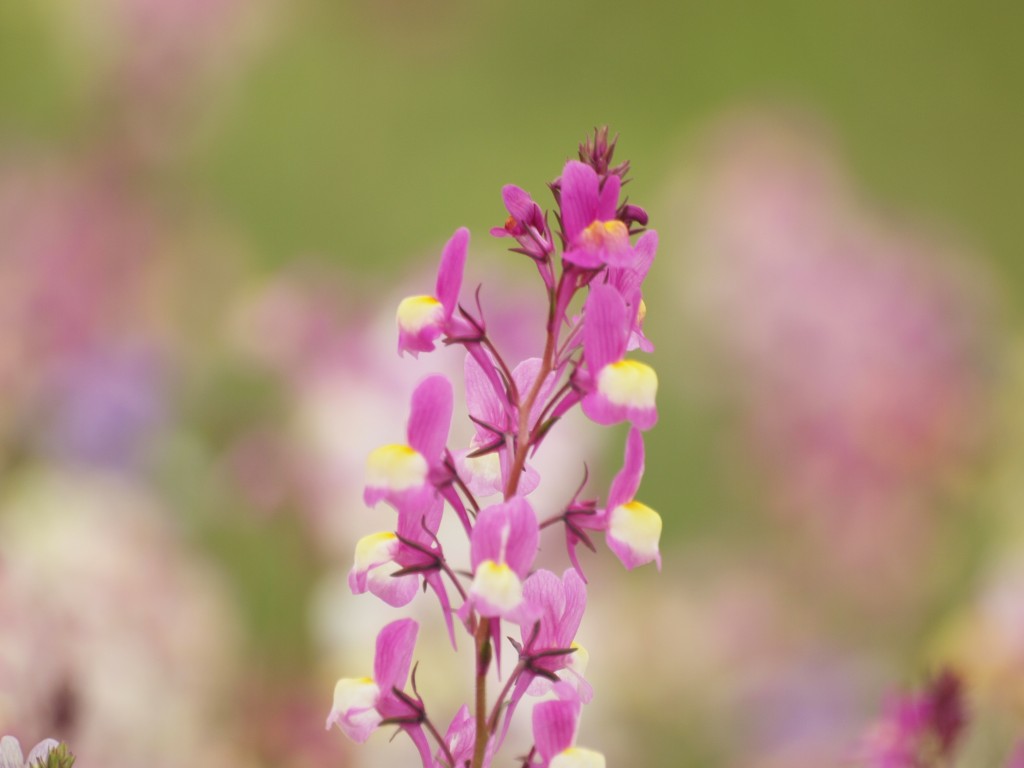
(0, 736), (60, 768)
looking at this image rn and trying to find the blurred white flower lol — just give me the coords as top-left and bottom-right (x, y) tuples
(0, 470), (240, 768)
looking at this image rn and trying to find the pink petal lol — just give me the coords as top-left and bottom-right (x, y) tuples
(597, 230), (636, 268)
(368, 571), (419, 607)
(465, 353), (505, 432)
(609, 229), (657, 301)
(597, 173), (621, 221)
(558, 568), (587, 646)
(581, 388), (658, 431)
(563, 245), (606, 269)
(632, 229), (657, 281)
(512, 357), (557, 431)
(583, 285), (629, 373)
(523, 569), (564, 642)
(442, 705), (476, 766)
(559, 161), (600, 242)
(373, 618), (418, 692)
(504, 498), (539, 577)
(406, 375), (453, 465)
(398, 323), (442, 357)
(502, 184), (538, 222)
(606, 533), (662, 571)
(424, 570), (458, 648)
(606, 428), (645, 510)
(532, 699), (579, 759)
(395, 494), (444, 541)
(404, 724), (434, 768)
(435, 227), (469, 317)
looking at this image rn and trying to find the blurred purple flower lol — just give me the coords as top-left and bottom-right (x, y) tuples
(40, 343), (166, 471)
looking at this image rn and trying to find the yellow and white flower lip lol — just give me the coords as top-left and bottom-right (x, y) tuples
(470, 559), (524, 616)
(468, 498), (539, 618)
(325, 676), (382, 742)
(607, 500), (662, 570)
(396, 294), (443, 333)
(582, 358), (658, 430)
(348, 531), (420, 607)
(597, 360), (658, 409)
(364, 443), (428, 504)
(550, 747), (606, 768)
(353, 531), (399, 571)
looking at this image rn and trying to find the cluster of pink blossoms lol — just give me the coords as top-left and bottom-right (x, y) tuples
(325, 129), (661, 767)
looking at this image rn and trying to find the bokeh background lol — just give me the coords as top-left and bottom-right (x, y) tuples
(1, 1), (1022, 766)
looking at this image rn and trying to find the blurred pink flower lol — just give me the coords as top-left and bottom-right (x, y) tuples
(854, 670), (965, 768)
(51, 0), (272, 161)
(684, 116), (993, 604)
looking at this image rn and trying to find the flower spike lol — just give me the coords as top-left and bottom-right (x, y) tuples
(334, 129), (660, 768)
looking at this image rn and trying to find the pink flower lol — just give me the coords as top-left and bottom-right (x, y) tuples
(363, 375), (453, 511)
(466, 498), (539, 622)
(602, 427), (662, 570)
(348, 495), (459, 645)
(560, 161), (633, 269)
(578, 284), (658, 430)
(326, 618), (432, 763)
(683, 117), (991, 606)
(558, 428), (661, 574)
(396, 228), (469, 356)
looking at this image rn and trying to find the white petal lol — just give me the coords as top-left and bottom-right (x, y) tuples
(0, 737), (24, 768)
